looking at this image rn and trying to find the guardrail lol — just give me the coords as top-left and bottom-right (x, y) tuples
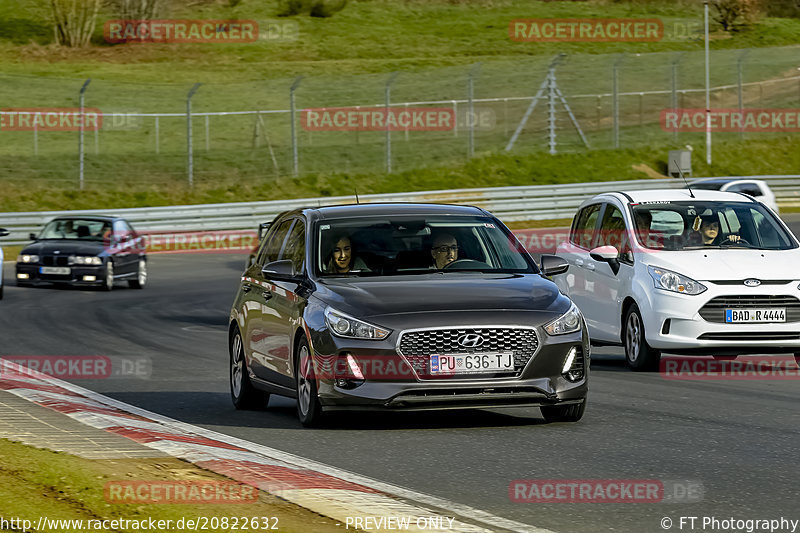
(1, 175), (799, 245)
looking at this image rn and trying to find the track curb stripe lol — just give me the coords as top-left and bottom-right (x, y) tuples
(0, 360), (552, 533)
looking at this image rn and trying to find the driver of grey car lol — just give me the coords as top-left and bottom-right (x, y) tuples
(430, 233), (459, 269)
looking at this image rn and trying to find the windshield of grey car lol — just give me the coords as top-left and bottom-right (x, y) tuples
(629, 201), (795, 250)
(38, 219), (111, 241)
(316, 215), (536, 276)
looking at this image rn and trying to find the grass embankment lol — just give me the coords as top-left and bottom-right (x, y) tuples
(0, 0), (798, 214)
(0, 438), (344, 533)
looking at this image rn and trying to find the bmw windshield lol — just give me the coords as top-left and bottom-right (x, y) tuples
(316, 215), (537, 276)
(38, 219), (111, 241)
(630, 201), (796, 251)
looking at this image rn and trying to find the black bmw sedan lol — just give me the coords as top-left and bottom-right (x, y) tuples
(16, 215), (147, 291)
(229, 203), (588, 426)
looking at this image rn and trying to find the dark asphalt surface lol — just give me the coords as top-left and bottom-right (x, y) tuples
(2, 216), (799, 533)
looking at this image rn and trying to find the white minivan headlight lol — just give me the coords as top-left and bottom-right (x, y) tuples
(544, 302), (583, 335)
(648, 265), (706, 295)
(324, 307), (391, 340)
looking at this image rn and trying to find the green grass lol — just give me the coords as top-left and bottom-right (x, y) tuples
(0, 438), (345, 533)
(1, 0), (799, 214)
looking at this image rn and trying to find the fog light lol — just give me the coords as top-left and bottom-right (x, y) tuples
(82, 275), (97, 282)
(17, 273), (29, 279)
(562, 347), (577, 374)
(562, 346), (585, 382)
(333, 353), (365, 389)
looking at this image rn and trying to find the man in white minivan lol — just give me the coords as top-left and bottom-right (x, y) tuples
(555, 188), (799, 371)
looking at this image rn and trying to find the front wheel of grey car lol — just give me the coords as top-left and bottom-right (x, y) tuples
(624, 304), (661, 372)
(295, 336), (323, 427)
(541, 400), (586, 423)
(230, 327), (269, 410)
(102, 262), (114, 291)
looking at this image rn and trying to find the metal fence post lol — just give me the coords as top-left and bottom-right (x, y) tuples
(78, 78), (91, 190)
(205, 115), (210, 151)
(290, 76), (303, 177)
(468, 63), (480, 158)
(671, 53), (683, 142)
(613, 56), (624, 149)
(186, 83), (202, 187)
(385, 72), (399, 173)
(737, 50), (749, 140)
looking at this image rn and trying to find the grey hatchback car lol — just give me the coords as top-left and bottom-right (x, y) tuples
(228, 203), (589, 426)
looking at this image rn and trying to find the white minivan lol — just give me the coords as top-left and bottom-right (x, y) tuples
(554, 189), (800, 370)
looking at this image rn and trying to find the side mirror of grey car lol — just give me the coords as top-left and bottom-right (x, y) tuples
(589, 245), (621, 275)
(0, 228), (9, 238)
(29, 232), (37, 240)
(262, 259), (299, 281)
(540, 255), (569, 276)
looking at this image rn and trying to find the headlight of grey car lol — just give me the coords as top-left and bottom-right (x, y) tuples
(324, 307), (391, 340)
(18, 254), (40, 263)
(544, 302), (583, 335)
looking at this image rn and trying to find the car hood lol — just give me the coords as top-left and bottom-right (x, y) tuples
(22, 240), (105, 256)
(313, 273), (569, 320)
(641, 249), (800, 281)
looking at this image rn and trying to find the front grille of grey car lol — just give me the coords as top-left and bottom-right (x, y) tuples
(397, 327), (538, 379)
(699, 295), (800, 323)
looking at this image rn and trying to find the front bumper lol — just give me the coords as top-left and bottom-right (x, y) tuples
(16, 264), (105, 285)
(642, 281), (800, 353)
(311, 326), (589, 411)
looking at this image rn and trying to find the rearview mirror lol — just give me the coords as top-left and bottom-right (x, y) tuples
(540, 254), (569, 276)
(590, 245), (621, 275)
(29, 232), (38, 240)
(589, 245), (619, 262)
(262, 259), (299, 281)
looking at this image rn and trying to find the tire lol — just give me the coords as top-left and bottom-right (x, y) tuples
(128, 259), (147, 289)
(623, 304), (661, 371)
(0, 284), (3, 299)
(541, 399), (586, 423)
(295, 336), (323, 427)
(102, 261), (114, 291)
(794, 353), (800, 369)
(230, 327), (269, 410)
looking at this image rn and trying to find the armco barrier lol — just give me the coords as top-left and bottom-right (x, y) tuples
(1, 176), (798, 245)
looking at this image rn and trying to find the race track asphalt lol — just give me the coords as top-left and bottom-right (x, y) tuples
(2, 216), (799, 533)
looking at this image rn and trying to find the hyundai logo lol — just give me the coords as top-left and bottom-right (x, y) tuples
(458, 333), (485, 348)
(743, 278), (761, 287)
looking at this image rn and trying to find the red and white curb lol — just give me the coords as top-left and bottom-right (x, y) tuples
(0, 360), (551, 533)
